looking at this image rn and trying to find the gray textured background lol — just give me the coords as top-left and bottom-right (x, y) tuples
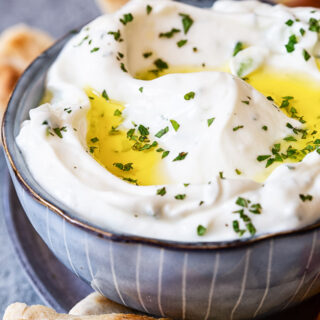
(0, 0), (100, 317)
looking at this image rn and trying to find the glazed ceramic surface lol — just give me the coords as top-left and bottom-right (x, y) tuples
(3, 5), (320, 318)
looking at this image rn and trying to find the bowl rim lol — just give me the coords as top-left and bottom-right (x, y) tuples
(2, 28), (320, 251)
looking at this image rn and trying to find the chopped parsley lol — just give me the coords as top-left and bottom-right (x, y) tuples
(120, 63), (128, 73)
(184, 183), (190, 187)
(123, 177), (138, 185)
(146, 4), (152, 15)
(108, 30), (122, 42)
(154, 58), (169, 71)
(138, 124), (149, 136)
(102, 90), (109, 101)
(90, 47), (100, 53)
(219, 171), (225, 179)
(285, 19), (294, 26)
(159, 28), (180, 39)
(53, 127), (67, 139)
(139, 87), (143, 93)
(207, 117), (215, 127)
(300, 28), (306, 36)
(120, 13), (134, 25)
(235, 169), (242, 175)
(241, 100), (250, 105)
(173, 152), (188, 161)
(309, 17), (320, 32)
(184, 91), (195, 100)
(285, 34), (298, 53)
(233, 220), (245, 237)
(157, 187), (166, 196)
(90, 137), (99, 143)
(143, 52), (153, 58)
(177, 39), (188, 47)
(114, 109), (122, 116)
(233, 41), (244, 57)
(89, 146), (97, 153)
(64, 107), (72, 114)
(303, 49), (311, 61)
(262, 125), (268, 131)
(233, 125), (244, 131)
(197, 225), (207, 236)
(155, 126), (169, 138)
(113, 162), (133, 171)
(170, 120), (180, 131)
(175, 194), (186, 200)
(162, 150), (170, 159)
(179, 13), (194, 34)
(299, 194), (313, 202)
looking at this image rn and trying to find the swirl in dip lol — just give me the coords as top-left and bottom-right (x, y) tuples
(16, 0), (320, 241)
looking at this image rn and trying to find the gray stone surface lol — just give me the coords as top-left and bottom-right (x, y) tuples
(0, 0), (100, 317)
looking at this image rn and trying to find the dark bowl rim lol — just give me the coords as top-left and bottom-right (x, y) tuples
(2, 28), (320, 251)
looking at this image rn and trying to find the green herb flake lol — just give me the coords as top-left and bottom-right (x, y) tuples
(177, 39), (188, 47)
(262, 125), (268, 131)
(154, 58), (169, 71)
(236, 197), (248, 208)
(175, 194), (186, 200)
(114, 109), (122, 117)
(179, 13), (194, 34)
(162, 150), (170, 159)
(173, 152), (188, 161)
(309, 17), (320, 32)
(235, 169), (242, 175)
(285, 19), (294, 26)
(120, 63), (128, 73)
(157, 187), (166, 196)
(159, 28), (180, 39)
(155, 126), (169, 138)
(300, 28), (306, 36)
(233, 220), (245, 236)
(184, 183), (190, 187)
(102, 90), (109, 101)
(299, 194), (313, 202)
(267, 96), (274, 101)
(123, 177), (138, 185)
(90, 47), (100, 53)
(108, 30), (122, 42)
(303, 49), (311, 61)
(184, 91), (195, 100)
(285, 34), (298, 53)
(90, 137), (99, 143)
(170, 120), (180, 131)
(207, 117), (215, 127)
(113, 162), (133, 171)
(199, 200), (204, 206)
(138, 124), (149, 136)
(219, 171), (225, 179)
(197, 225), (207, 236)
(53, 127), (67, 139)
(139, 87), (143, 93)
(241, 100), (250, 105)
(143, 52), (153, 58)
(146, 4), (152, 15)
(120, 13), (134, 25)
(233, 41), (244, 56)
(233, 125), (244, 132)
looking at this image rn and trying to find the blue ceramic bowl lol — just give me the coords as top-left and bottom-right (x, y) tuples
(3, 2), (320, 319)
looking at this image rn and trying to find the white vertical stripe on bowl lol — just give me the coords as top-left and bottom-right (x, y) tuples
(281, 231), (317, 311)
(157, 248), (165, 317)
(204, 253), (220, 320)
(182, 253), (188, 320)
(136, 244), (149, 313)
(230, 249), (252, 320)
(253, 239), (274, 318)
(46, 206), (55, 254)
(63, 218), (79, 277)
(84, 233), (104, 296)
(109, 241), (127, 306)
(300, 268), (320, 302)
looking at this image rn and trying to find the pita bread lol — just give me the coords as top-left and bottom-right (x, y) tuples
(95, 0), (129, 13)
(0, 24), (53, 138)
(3, 303), (168, 320)
(70, 293), (143, 316)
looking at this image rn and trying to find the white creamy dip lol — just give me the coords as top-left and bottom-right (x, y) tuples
(17, 0), (320, 241)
